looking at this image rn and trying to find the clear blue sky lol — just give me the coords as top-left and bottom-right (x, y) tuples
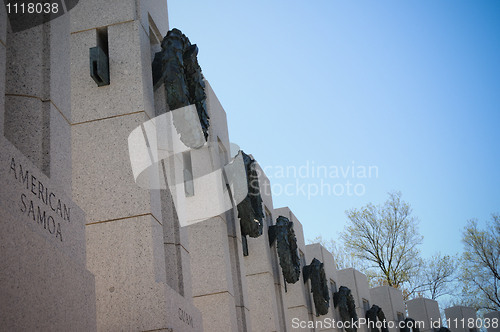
(168, 0), (500, 260)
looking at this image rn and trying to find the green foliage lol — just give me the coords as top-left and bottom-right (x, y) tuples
(459, 214), (500, 311)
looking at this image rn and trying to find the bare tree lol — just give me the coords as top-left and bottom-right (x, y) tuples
(424, 253), (458, 299)
(340, 191), (423, 288)
(460, 214), (500, 311)
(405, 253), (458, 300)
(310, 192), (457, 301)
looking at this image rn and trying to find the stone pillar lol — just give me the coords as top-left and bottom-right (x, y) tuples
(337, 268), (373, 332)
(370, 286), (406, 332)
(484, 311), (500, 332)
(306, 243), (342, 332)
(0, 2), (6, 137)
(70, 1), (201, 331)
(244, 162), (290, 332)
(186, 81), (252, 332)
(444, 306), (477, 332)
(275, 207), (316, 331)
(0, 4), (97, 331)
(407, 297), (441, 332)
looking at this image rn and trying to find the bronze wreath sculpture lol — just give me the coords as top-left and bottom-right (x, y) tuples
(237, 151), (264, 238)
(152, 28), (209, 148)
(303, 258), (330, 316)
(268, 216), (301, 283)
(334, 286), (358, 332)
(366, 304), (390, 332)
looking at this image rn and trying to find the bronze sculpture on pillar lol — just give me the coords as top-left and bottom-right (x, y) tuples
(152, 28), (210, 148)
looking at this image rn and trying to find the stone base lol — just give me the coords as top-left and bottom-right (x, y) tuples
(165, 285), (203, 332)
(0, 136), (97, 331)
(86, 214), (202, 332)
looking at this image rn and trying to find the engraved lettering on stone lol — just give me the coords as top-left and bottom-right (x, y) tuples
(10, 157), (69, 242)
(178, 308), (194, 327)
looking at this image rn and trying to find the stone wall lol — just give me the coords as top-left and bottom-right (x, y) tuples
(0, 3), (97, 331)
(370, 286), (406, 332)
(407, 297), (441, 332)
(445, 306), (477, 332)
(70, 1), (202, 331)
(306, 243), (342, 332)
(185, 81), (252, 332)
(244, 162), (290, 332)
(337, 268), (373, 332)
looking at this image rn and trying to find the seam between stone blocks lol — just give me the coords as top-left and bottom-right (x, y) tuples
(235, 304), (252, 313)
(246, 271), (273, 278)
(288, 304), (308, 310)
(5, 98), (154, 128)
(70, 19), (135, 35)
(70, 19), (152, 63)
(150, 212), (161, 225)
(139, 21), (149, 39)
(227, 233), (243, 239)
(193, 290), (235, 299)
(69, 16), (160, 44)
(141, 328), (171, 332)
(164, 242), (189, 254)
(212, 215), (226, 224)
(71, 110), (151, 126)
(227, 234), (243, 245)
(86, 212), (162, 226)
(189, 214), (227, 226)
(5, 93), (71, 125)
